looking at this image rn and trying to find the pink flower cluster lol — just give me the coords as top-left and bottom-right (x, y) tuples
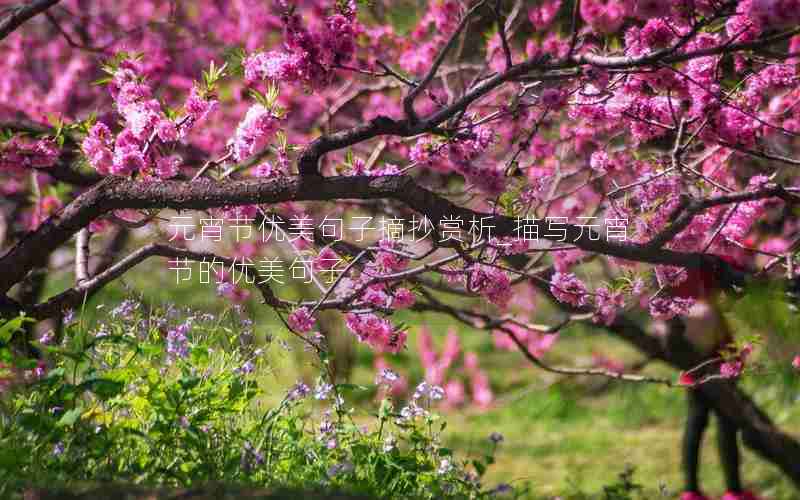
(408, 124), (503, 195)
(648, 296), (695, 320)
(373, 239), (410, 273)
(243, 4), (358, 88)
(287, 306), (315, 333)
(230, 104), (282, 161)
(549, 272), (589, 307)
(417, 327), (494, 410)
(345, 312), (407, 353)
(81, 59), (216, 178)
(720, 343), (755, 379)
(467, 265), (512, 308)
(593, 286), (625, 325)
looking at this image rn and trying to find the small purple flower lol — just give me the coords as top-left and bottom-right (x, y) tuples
(314, 382), (333, 400)
(216, 282), (234, 296)
(235, 360), (255, 375)
(63, 309), (75, 324)
(319, 419), (334, 435)
(39, 331), (55, 345)
(287, 381), (310, 401)
(412, 381), (430, 401)
(52, 442), (65, 456)
(429, 385), (445, 401)
(491, 483), (513, 495)
(166, 322), (191, 360)
(327, 460), (354, 478)
(399, 402), (427, 420)
(111, 299), (139, 320)
(93, 323), (110, 338)
(375, 368), (399, 385)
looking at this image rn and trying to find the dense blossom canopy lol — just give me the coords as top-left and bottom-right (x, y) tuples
(1, 0), (800, 408)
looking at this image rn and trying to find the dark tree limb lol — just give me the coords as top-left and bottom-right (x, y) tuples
(0, 0), (60, 41)
(27, 243), (282, 319)
(3, 174), (778, 296)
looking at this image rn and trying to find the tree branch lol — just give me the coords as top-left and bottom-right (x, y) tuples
(0, 174), (742, 297)
(0, 0), (60, 40)
(28, 243), (282, 319)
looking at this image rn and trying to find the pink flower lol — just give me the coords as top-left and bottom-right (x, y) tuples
(631, 0), (671, 19)
(363, 286), (391, 308)
(391, 288), (415, 309)
(29, 140), (59, 168)
(493, 323), (558, 358)
(678, 372), (696, 387)
(589, 150), (608, 173)
(440, 330), (461, 367)
(720, 360), (744, 379)
(374, 239), (409, 272)
(253, 161), (279, 178)
(156, 119), (179, 143)
(155, 156), (181, 178)
(550, 272), (589, 307)
(792, 355), (800, 371)
(528, 0), (562, 30)
(417, 327), (437, 374)
(185, 86), (217, 123)
(314, 247), (340, 271)
(245, 51), (307, 84)
(287, 307), (315, 333)
(82, 123), (114, 174)
(721, 491), (761, 500)
(748, 0), (790, 29)
(111, 147), (146, 176)
(593, 286), (624, 325)
(243, 7), (356, 88)
(580, 0), (625, 34)
(443, 379), (466, 407)
(469, 370), (494, 409)
(345, 313), (405, 353)
(468, 265), (512, 307)
(640, 18), (675, 50)
(680, 492), (710, 500)
(540, 88), (568, 109)
(648, 296), (694, 320)
(230, 103), (281, 161)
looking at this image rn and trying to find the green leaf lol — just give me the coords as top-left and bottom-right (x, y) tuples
(57, 407), (83, 427)
(0, 315), (33, 343)
(336, 383), (369, 393)
(79, 378), (125, 401)
(179, 375), (201, 391)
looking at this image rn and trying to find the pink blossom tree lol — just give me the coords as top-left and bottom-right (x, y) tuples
(2, 0), (800, 487)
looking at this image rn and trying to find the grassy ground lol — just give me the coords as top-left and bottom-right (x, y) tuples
(41, 259), (800, 498)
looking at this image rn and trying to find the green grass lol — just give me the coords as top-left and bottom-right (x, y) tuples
(38, 258), (800, 498)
